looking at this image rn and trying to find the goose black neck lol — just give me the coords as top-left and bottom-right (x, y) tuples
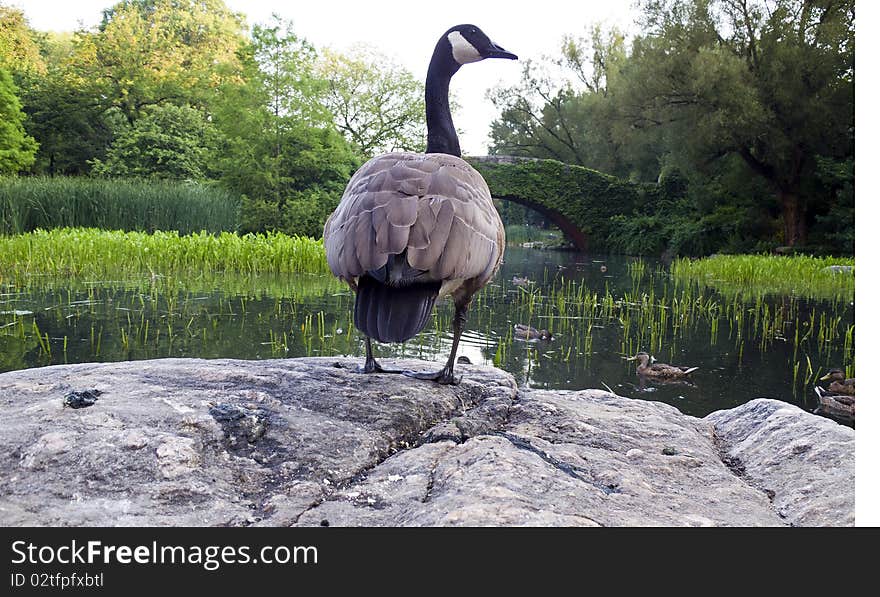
(425, 39), (461, 157)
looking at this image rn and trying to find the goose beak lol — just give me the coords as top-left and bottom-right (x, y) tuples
(623, 355), (637, 361)
(485, 41), (517, 60)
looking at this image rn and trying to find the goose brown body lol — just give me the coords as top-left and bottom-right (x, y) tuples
(322, 24), (515, 384)
(324, 152), (504, 299)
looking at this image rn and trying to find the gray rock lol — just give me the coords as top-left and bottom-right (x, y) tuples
(0, 358), (853, 526)
(707, 399), (854, 526)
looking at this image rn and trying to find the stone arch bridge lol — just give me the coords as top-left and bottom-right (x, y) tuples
(466, 156), (656, 252)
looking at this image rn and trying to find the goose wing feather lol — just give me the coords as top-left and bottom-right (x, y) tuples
(324, 152), (504, 287)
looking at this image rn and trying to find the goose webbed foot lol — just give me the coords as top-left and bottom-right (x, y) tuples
(357, 357), (401, 375)
(403, 366), (461, 385)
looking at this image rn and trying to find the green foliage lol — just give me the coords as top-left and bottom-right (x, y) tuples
(318, 45), (426, 157)
(671, 254), (855, 303)
(0, 5), (46, 77)
(488, 0), (855, 250)
(91, 104), (219, 180)
(0, 68), (37, 174)
(5, 7), (415, 239)
(489, 26), (632, 176)
(470, 157), (649, 252)
(0, 228), (329, 280)
(70, 0), (247, 124)
(20, 60), (115, 176)
(811, 156), (854, 254)
(0, 177), (238, 234)
(212, 18), (358, 237)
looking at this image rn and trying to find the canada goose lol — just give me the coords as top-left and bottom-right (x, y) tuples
(819, 368), (855, 396)
(514, 323), (552, 341)
(625, 352), (699, 379)
(324, 24), (516, 384)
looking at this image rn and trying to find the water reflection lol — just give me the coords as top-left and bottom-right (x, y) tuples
(0, 248), (854, 422)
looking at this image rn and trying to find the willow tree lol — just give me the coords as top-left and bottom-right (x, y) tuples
(621, 0), (854, 246)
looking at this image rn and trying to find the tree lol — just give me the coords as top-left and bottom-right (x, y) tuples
(488, 26), (635, 177)
(0, 4), (46, 77)
(317, 45), (426, 157)
(619, 0), (854, 246)
(249, 15), (328, 126)
(20, 33), (115, 175)
(211, 17), (358, 236)
(69, 0), (247, 124)
(90, 103), (219, 179)
(489, 1), (854, 250)
(0, 67), (37, 174)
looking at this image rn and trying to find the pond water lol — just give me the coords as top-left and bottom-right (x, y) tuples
(0, 247), (854, 421)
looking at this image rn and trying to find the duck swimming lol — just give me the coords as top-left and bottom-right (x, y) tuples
(626, 352), (698, 379)
(819, 368), (854, 396)
(814, 386), (855, 419)
(514, 324), (552, 341)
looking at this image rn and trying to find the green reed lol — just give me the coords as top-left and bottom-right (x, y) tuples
(0, 228), (330, 283)
(0, 177), (239, 235)
(671, 254), (854, 303)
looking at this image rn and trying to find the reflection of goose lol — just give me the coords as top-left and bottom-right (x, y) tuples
(819, 368), (854, 395)
(626, 352), (698, 379)
(323, 25), (516, 385)
(514, 323), (552, 341)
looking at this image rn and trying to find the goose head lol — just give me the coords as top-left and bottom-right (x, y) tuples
(425, 25), (516, 156)
(443, 24), (518, 66)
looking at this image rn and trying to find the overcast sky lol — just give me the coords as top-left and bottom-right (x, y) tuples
(11, 0), (640, 154)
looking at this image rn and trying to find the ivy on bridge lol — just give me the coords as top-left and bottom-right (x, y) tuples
(467, 156), (663, 252)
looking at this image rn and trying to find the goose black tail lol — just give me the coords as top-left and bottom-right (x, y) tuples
(354, 275), (441, 343)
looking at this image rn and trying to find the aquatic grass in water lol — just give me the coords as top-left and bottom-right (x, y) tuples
(0, 228), (330, 282)
(0, 177), (239, 234)
(670, 254), (854, 303)
(0, 250), (855, 420)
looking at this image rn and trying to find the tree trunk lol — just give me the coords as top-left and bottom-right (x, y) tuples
(780, 190), (807, 247)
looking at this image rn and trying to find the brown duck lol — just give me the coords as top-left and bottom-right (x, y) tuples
(626, 352), (699, 379)
(814, 386), (855, 418)
(819, 369), (854, 396)
(514, 323), (552, 341)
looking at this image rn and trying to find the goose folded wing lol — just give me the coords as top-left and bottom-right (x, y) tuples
(325, 153), (503, 285)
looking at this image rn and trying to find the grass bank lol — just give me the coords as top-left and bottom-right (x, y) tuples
(0, 177), (239, 234)
(670, 254), (855, 302)
(0, 228), (330, 281)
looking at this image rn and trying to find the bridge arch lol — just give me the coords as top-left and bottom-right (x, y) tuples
(466, 156), (652, 253)
(493, 193), (588, 251)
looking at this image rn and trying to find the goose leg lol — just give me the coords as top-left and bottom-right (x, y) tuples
(357, 337), (401, 374)
(404, 302), (467, 385)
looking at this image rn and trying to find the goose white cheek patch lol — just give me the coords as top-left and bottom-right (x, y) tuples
(448, 31), (482, 64)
